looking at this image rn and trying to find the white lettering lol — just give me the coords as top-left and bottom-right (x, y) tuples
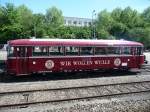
(73, 61), (93, 66)
(94, 60), (110, 65)
(60, 60), (110, 66)
(60, 61), (71, 66)
(60, 62), (65, 66)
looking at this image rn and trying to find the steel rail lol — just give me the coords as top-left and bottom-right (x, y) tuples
(0, 89), (150, 109)
(0, 81), (150, 109)
(0, 80), (149, 94)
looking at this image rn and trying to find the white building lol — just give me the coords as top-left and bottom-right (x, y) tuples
(64, 17), (92, 27)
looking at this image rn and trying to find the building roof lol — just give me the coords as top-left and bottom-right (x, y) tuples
(64, 16), (92, 21)
(8, 39), (143, 47)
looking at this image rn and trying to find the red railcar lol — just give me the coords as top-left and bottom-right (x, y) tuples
(6, 39), (144, 76)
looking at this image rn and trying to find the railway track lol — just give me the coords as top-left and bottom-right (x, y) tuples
(140, 64), (150, 72)
(0, 80), (150, 110)
(142, 64), (150, 69)
(129, 64), (150, 73)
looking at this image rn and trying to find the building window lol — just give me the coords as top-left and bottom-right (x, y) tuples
(68, 20), (72, 25)
(73, 21), (77, 25)
(79, 21), (82, 25)
(88, 22), (91, 25)
(84, 22), (87, 26)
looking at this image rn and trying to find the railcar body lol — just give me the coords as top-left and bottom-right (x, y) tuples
(7, 39), (144, 76)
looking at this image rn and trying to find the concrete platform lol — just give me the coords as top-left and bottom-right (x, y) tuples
(0, 74), (150, 93)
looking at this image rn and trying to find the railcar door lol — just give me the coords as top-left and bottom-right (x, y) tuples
(132, 47), (141, 68)
(18, 47), (28, 75)
(136, 47), (142, 68)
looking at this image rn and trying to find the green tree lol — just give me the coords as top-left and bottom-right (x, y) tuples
(0, 3), (19, 43)
(45, 6), (64, 37)
(110, 22), (127, 39)
(111, 8), (122, 22)
(120, 7), (143, 28)
(97, 29), (110, 39)
(110, 8), (128, 39)
(128, 27), (150, 48)
(1, 3), (150, 47)
(96, 10), (114, 39)
(97, 10), (114, 31)
(142, 7), (150, 27)
(32, 13), (46, 38)
(16, 5), (33, 38)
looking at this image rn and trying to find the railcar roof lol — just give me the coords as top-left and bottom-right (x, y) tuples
(8, 39), (143, 46)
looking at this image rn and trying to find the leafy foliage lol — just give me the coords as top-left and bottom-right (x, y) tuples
(0, 3), (150, 48)
(96, 7), (150, 48)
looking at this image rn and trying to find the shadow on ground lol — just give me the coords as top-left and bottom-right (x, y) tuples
(0, 70), (139, 83)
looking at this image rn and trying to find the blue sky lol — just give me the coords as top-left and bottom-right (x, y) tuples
(1, 0), (150, 18)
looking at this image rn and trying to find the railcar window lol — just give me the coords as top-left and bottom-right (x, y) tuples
(115, 47), (121, 54)
(8, 46), (14, 57)
(65, 46), (79, 55)
(135, 47), (138, 55)
(122, 47), (131, 55)
(32, 46), (48, 56)
(135, 47), (143, 55)
(137, 47), (143, 55)
(49, 46), (63, 55)
(16, 47), (26, 57)
(107, 47), (121, 55)
(95, 47), (107, 55)
(80, 47), (93, 55)
(107, 47), (120, 54)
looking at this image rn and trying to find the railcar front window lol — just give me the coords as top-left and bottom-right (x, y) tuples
(8, 46), (14, 57)
(138, 47), (143, 55)
(136, 47), (143, 55)
(65, 46), (79, 55)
